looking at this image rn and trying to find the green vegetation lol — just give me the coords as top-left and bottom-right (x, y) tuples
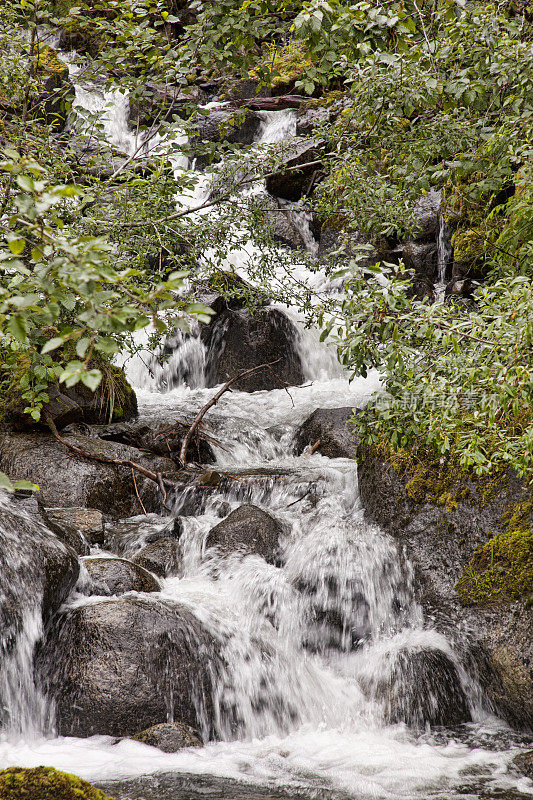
(0, 766), (115, 800)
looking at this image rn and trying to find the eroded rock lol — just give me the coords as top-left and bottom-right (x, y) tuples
(132, 538), (182, 578)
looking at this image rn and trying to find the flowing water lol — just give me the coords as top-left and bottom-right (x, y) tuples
(0, 57), (531, 800)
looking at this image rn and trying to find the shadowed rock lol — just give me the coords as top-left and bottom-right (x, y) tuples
(81, 557), (160, 596)
(206, 504), (284, 565)
(132, 538), (182, 578)
(294, 407), (358, 459)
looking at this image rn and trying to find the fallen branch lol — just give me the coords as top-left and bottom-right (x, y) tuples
(46, 414), (176, 495)
(179, 359), (281, 466)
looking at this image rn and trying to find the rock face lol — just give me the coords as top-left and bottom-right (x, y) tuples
(294, 407), (358, 459)
(0, 493), (79, 650)
(80, 557), (160, 596)
(357, 445), (533, 731)
(0, 428), (178, 517)
(512, 751), (533, 780)
(205, 504), (284, 565)
(203, 307), (305, 391)
(131, 721), (202, 752)
(265, 139), (324, 201)
(132, 539), (182, 578)
(39, 597), (218, 738)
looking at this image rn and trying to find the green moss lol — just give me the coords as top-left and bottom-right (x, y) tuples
(35, 45), (68, 78)
(249, 42), (313, 89)
(456, 527), (533, 605)
(0, 767), (115, 800)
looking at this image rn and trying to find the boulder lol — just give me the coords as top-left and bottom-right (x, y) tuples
(265, 139), (324, 201)
(194, 109), (262, 146)
(0, 766), (114, 800)
(294, 407), (358, 459)
(371, 647), (471, 728)
(205, 504), (284, 565)
(296, 106), (330, 136)
(402, 241), (438, 281)
(0, 428), (178, 518)
(412, 188), (442, 243)
(203, 307), (304, 391)
(38, 596), (218, 738)
(251, 193), (318, 250)
(357, 444), (533, 731)
(0, 493), (79, 649)
(80, 557), (160, 596)
(132, 538), (183, 578)
(511, 751), (533, 780)
(104, 514), (182, 558)
(39, 506), (104, 553)
(131, 721), (202, 752)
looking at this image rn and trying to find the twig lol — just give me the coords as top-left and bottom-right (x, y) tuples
(131, 467), (147, 515)
(310, 439), (322, 453)
(286, 489), (312, 508)
(179, 359), (281, 465)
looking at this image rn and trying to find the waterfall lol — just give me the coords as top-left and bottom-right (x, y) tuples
(0, 54), (527, 800)
(435, 213), (453, 300)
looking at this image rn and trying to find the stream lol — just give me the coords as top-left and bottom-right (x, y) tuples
(0, 44), (531, 800)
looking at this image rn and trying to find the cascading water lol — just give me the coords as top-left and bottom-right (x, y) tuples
(0, 59), (531, 800)
(435, 212), (453, 300)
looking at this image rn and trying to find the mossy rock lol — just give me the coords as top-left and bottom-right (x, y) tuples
(0, 767), (115, 800)
(35, 45), (69, 78)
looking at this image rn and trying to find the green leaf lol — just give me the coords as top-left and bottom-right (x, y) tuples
(76, 337), (91, 358)
(80, 370), (102, 392)
(6, 315), (27, 343)
(7, 239), (25, 255)
(42, 337), (65, 354)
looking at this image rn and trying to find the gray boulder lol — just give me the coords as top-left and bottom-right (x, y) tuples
(203, 307), (304, 392)
(38, 597), (218, 738)
(104, 514), (182, 558)
(194, 108), (262, 146)
(80, 557), (160, 596)
(205, 504), (284, 565)
(39, 506), (104, 553)
(294, 407), (358, 459)
(402, 241), (438, 281)
(0, 428), (178, 518)
(131, 721), (202, 752)
(132, 538), (182, 578)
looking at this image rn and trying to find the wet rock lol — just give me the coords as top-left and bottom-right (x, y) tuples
(38, 596), (218, 738)
(294, 407), (358, 459)
(265, 139), (324, 201)
(0, 428), (178, 517)
(132, 538), (183, 578)
(296, 107), (330, 136)
(203, 307), (304, 392)
(357, 444), (533, 731)
(205, 504), (284, 565)
(40, 506), (104, 552)
(375, 647), (471, 728)
(511, 750), (533, 779)
(194, 108), (262, 146)
(252, 193), (317, 250)
(412, 188), (442, 243)
(131, 721), (202, 752)
(402, 241), (438, 281)
(0, 766), (115, 800)
(104, 514), (182, 557)
(0, 493), (79, 641)
(80, 557), (160, 596)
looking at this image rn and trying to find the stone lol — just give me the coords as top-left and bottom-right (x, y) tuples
(294, 407), (358, 459)
(0, 493), (79, 646)
(80, 557), (160, 596)
(251, 193), (318, 250)
(38, 596), (218, 738)
(104, 514), (182, 558)
(412, 188), (442, 243)
(194, 109), (262, 146)
(131, 721), (202, 752)
(40, 506), (104, 552)
(0, 428), (178, 518)
(205, 504), (284, 565)
(372, 647), (471, 728)
(265, 139), (324, 202)
(511, 751), (533, 780)
(203, 307), (305, 392)
(296, 106), (330, 136)
(402, 241), (438, 281)
(132, 538), (182, 578)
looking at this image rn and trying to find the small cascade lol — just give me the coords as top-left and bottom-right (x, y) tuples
(121, 325), (207, 392)
(435, 213), (453, 300)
